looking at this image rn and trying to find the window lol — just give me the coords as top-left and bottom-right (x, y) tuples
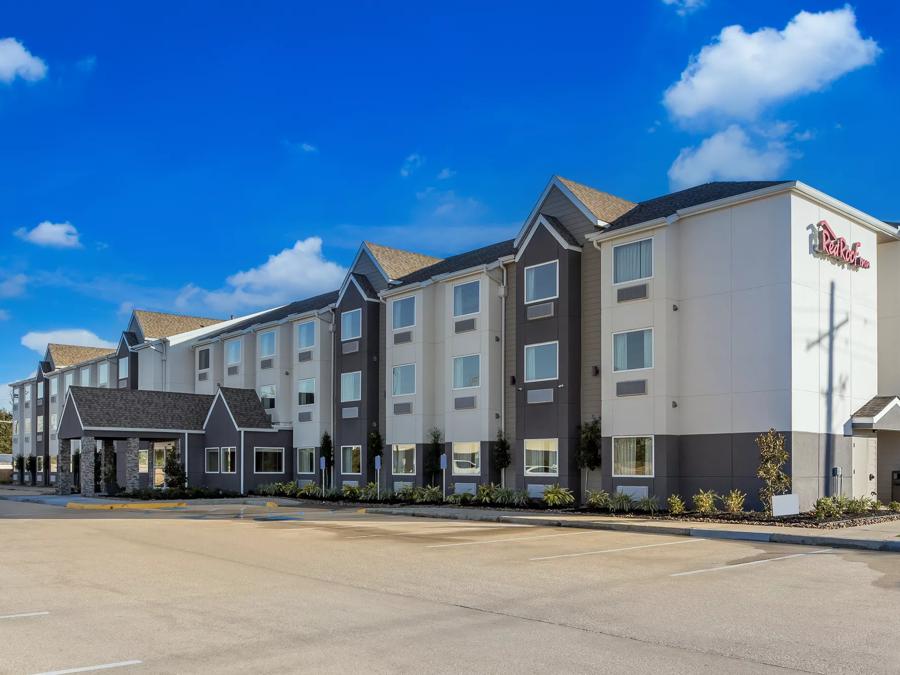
(37, 417), (44, 433)
(226, 339), (241, 365)
(297, 378), (315, 406)
(297, 321), (315, 350)
(50, 377), (58, 397)
(525, 260), (558, 303)
(341, 371), (361, 402)
(452, 354), (480, 389)
(525, 342), (558, 382)
(24, 418), (31, 434)
(138, 449), (149, 473)
(254, 447), (284, 474)
(64, 371), (74, 393)
(198, 348), (210, 370)
(613, 238), (653, 284)
(97, 363), (108, 387)
(259, 385), (276, 411)
(205, 448), (220, 473)
(258, 331), (276, 359)
(37, 382), (44, 400)
(524, 438), (558, 476)
(118, 357), (129, 380)
(341, 309), (361, 341)
(452, 442), (481, 475)
(613, 436), (654, 477)
(297, 447), (315, 474)
(453, 280), (480, 317)
(80, 367), (90, 386)
(392, 444), (415, 475)
(392, 296), (415, 330)
(392, 364), (415, 396)
(220, 447), (236, 474)
(36, 456), (44, 473)
(613, 329), (653, 372)
(50, 456), (57, 473)
(341, 445), (361, 474)
(51, 413), (58, 430)
(24, 385), (31, 403)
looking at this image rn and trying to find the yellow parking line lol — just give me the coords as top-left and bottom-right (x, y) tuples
(66, 502), (187, 510)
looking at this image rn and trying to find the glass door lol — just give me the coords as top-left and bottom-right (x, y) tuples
(152, 441), (174, 488)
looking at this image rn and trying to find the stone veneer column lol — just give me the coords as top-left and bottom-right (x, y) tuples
(80, 436), (96, 497)
(99, 441), (116, 494)
(124, 438), (140, 493)
(57, 439), (73, 496)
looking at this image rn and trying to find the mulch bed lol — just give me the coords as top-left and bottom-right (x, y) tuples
(574, 507), (900, 529)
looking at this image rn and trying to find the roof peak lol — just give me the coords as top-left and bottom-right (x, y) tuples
(363, 241), (443, 280)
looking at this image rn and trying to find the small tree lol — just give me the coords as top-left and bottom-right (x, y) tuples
(756, 428), (790, 515)
(26, 455), (37, 484)
(367, 429), (384, 477)
(14, 454), (24, 484)
(163, 449), (186, 489)
(576, 417), (602, 496)
(103, 457), (118, 494)
(492, 429), (511, 487)
(320, 431), (334, 487)
(424, 427), (443, 486)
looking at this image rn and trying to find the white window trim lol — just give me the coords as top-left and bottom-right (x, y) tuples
(80, 368), (91, 386)
(225, 338), (242, 366)
(451, 441), (481, 476)
(50, 377), (58, 396)
(612, 236), (654, 286)
(523, 438), (559, 477)
(341, 371), (362, 403)
(258, 330), (277, 360)
(205, 447), (220, 474)
(97, 364), (108, 387)
(451, 353), (481, 391)
(391, 443), (416, 476)
(340, 445), (362, 475)
(341, 308), (362, 341)
(297, 377), (316, 408)
(392, 363), (416, 397)
(220, 447), (237, 474)
(523, 259), (559, 305)
(198, 348), (211, 371)
(612, 435), (656, 478)
(296, 447), (316, 475)
(297, 320), (316, 350)
(524, 341), (559, 383)
(259, 384), (277, 410)
(118, 357), (129, 380)
(612, 327), (655, 373)
(253, 447), (285, 475)
(452, 279), (481, 318)
(392, 295), (416, 331)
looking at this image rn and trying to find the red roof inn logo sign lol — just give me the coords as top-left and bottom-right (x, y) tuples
(816, 220), (870, 270)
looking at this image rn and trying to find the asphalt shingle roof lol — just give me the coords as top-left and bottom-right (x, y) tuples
(558, 176), (637, 223)
(365, 242), (442, 280)
(48, 344), (115, 369)
(852, 396), (899, 419)
(219, 387), (272, 429)
(394, 239), (516, 287)
(199, 290), (339, 342)
(134, 310), (224, 340)
(68, 386), (213, 431)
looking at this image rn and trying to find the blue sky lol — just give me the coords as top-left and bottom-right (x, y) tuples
(2, 0), (898, 385)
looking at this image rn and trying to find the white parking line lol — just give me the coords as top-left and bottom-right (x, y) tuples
(670, 549), (833, 577)
(530, 538), (704, 561)
(426, 530), (596, 548)
(31, 660), (142, 675)
(0, 611), (49, 620)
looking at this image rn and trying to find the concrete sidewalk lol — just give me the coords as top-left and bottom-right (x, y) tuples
(366, 505), (900, 552)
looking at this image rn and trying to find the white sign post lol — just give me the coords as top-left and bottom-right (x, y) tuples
(440, 453), (447, 500)
(375, 455), (382, 499)
(320, 455), (326, 493)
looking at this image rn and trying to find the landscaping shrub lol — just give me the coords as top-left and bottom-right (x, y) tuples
(493, 430), (512, 487)
(542, 483), (575, 507)
(417, 485), (443, 504)
(509, 489), (530, 508)
(493, 487), (514, 505)
(475, 483), (499, 505)
(890, 501), (900, 513)
(609, 491), (633, 513)
(359, 482), (380, 501)
(636, 495), (659, 514)
(722, 489), (746, 514)
(396, 485), (418, 502)
(667, 494), (686, 515)
(814, 497), (842, 520)
(297, 482), (322, 498)
(845, 496), (871, 515)
(164, 449), (186, 489)
(585, 489), (611, 510)
(576, 417), (602, 495)
(342, 484), (361, 500)
(122, 486), (241, 500)
(692, 489), (718, 515)
(447, 491), (473, 505)
(756, 429), (790, 515)
(869, 499), (883, 512)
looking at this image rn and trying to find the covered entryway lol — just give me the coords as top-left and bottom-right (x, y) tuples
(851, 396), (900, 503)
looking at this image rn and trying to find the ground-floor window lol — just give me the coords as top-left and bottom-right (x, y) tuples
(254, 447), (284, 474)
(392, 444), (416, 475)
(341, 445), (361, 474)
(138, 449), (149, 474)
(50, 456), (57, 473)
(36, 455), (44, 473)
(452, 442), (480, 475)
(297, 447), (315, 474)
(524, 438), (558, 476)
(613, 436), (654, 477)
(205, 447), (220, 473)
(220, 447), (237, 474)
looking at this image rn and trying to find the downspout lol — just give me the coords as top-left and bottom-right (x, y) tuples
(240, 429), (245, 495)
(330, 308), (336, 489)
(184, 431), (189, 487)
(499, 262), (507, 489)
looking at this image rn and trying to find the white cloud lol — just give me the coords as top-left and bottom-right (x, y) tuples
(668, 125), (790, 190)
(400, 153), (424, 177)
(0, 273), (27, 298)
(15, 221), (82, 248)
(175, 236), (346, 314)
(21, 329), (115, 354)
(662, 0), (706, 17)
(0, 309), (8, 321)
(282, 139), (318, 154)
(0, 37), (47, 84)
(436, 167), (456, 180)
(664, 6), (880, 124)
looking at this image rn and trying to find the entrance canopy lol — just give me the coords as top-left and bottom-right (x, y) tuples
(851, 396), (900, 432)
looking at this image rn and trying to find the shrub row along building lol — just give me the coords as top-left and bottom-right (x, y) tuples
(9, 176), (900, 508)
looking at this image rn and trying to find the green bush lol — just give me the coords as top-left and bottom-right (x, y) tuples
(692, 490), (718, 515)
(417, 485), (443, 504)
(510, 489), (530, 508)
(297, 482), (322, 498)
(163, 449), (186, 489)
(396, 485), (418, 502)
(667, 494), (686, 515)
(122, 486), (241, 500)
(636, 495), (659, 514)
(889, 501), (900, 513)
(447, 491), (473, 505)
(585, 489), (611, 510)
(493, 487), (515, 505)
(845, 496), (871, 515)
(341, 484), (361, 500)
(609, 491), (633, 513)
(869, 499), (883, 512)
(722, 489), (746, 514)
(542, 483), (575, 507)
(475, 483), (499, 505)
(814, 497), (842, 520)
(359, 482), (380, 501)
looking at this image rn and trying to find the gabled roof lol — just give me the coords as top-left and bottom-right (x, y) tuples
(132, 310), (223, 340)
(364, 242), (442, 280)
(515, 214), (581, 263)
(351, 272), (378, 300)
(196, 291), (339, 343)
(47, 344), (115, 369)
(63, 386), (213, 432)
(557, 177), (637, 224)
(392, 239), (516, 288)
(216, 387), (273, 430)
(852, 396), (900, 419)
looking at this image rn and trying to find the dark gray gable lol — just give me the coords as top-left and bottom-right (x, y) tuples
(218, 387), (272, 429)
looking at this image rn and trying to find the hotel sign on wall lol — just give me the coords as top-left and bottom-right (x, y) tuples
(816, 220), (870, 270)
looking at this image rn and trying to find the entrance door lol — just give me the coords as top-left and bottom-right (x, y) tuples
(151, 441), (174, 488)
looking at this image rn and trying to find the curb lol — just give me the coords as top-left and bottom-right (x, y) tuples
(66, 502), (187, 511)
(366, 508), (900, 553)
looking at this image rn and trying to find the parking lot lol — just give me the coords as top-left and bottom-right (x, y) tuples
(2, 497), (899, 674)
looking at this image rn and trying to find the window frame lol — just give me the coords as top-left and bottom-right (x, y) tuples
(612, 237), (654, 286)
(451, 353), (481, 390)
(205, 447), (220, 473)
(340, 371), (362, 403)
(340, 445), (362, 475)
(50, 413), (58, 431)
(258, 330), (277, 360)
(524, 341), (559, 383)
(259, 384), (277, 411)
(138, 449), (149, 474)
(297, 320), (316, 350)
(225, 338), (242, 366)
(220, 447), (237, 474)
(392, 363), (416, 397)
(297, 377), (316, 407)
(64, 371), (74, 392)
(296, 447), (316, 475)
(452, 279), (481, 318)
(37, 381), (44, 400)
(392, 296), (416, 331)
(253, 447), (285, 475)
(341, 308), (362, 341)
(451, 441), (481, 476)
(612, 327), (655, 373)
(523, 438), (559, 477)
(612, 435), (655, 478)
(97, 363), (109, 387)
(524, 259), (559, 305)
(391, 443), (416, 476)
(50, 377), (58, 396)
(118, 356), (129, 381)
(79, 367), (90, 386)
(198, 348), (211, 371)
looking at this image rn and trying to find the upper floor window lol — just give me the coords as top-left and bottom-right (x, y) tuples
(341, 309), (361, 341)
(392, 364), (415, 396)
(50, 377), (58, 397)
(392, 296), (415, 330)
(453, 280), (480, 317)
(37, 381), (44, 400)
(118, 357), (129, 380)
(51, 413), (58, 431)
(525, 341), (558, 382)
(226, 339), (241, 365)
(259, 384), (276, 410)
(37, 416), (44, 433)
(297, 378), (315, 406)
(64, 371), (74, 392)
(613, 238), (653, 284)
(341, 371), (362, 402)
(24, 385), (31, 403)
(525, 260), (558, 304)
(613, 328), (653, 372)
(97, 363), (108, 387)
(198, 348), (210, 370)
(80, 367), (90, 386)
(258, 331), (276, 359)
(452, 354), (480, 389)
(297, 321), (315, 350)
